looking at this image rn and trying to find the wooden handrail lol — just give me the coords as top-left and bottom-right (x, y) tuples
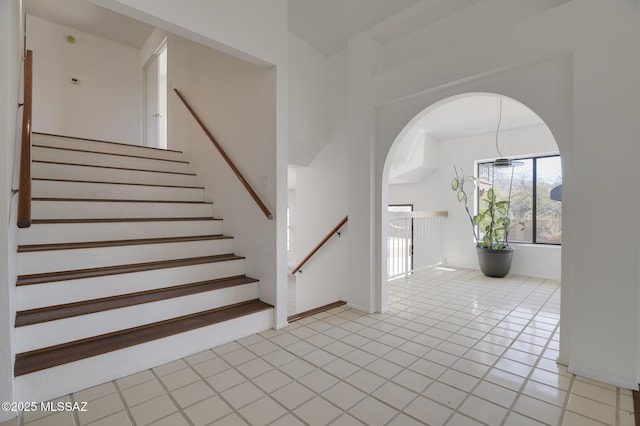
(173, 88), (273, 220)
(17, 50), (33, 228)
(291, 216), (348, 274)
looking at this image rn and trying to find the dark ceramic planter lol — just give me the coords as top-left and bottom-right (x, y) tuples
(476, 246), (514, 278)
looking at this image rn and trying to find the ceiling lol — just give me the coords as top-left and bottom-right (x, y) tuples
(25, 0), (421, 56)
(25, 0), (154, 49)
(288, 0), (422, 56)
(415, 95), (544, 141)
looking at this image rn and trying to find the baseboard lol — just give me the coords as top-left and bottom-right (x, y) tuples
(568, 362), (639, 390)
(287, 301), (346, 323)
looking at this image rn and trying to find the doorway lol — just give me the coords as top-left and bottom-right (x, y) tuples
(144, 39), (167, 149)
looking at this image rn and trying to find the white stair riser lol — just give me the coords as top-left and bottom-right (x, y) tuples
(33, 146), (191, 174)
(14, 309), (273, 404)
(17, 259), (246, 310)
(19, 221), (223, 245)
(15, 283), (260, 352)
(32, 134), (184, 162)
(18, 239), (234, 275)
(33, 180), (205, 202)
(32, 200), (214, 220)
(33, 161), (199, 187)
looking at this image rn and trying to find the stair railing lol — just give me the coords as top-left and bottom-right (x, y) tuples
(17, 49), (33, 229)
(173, 88), (273, 220)
(291, 215), (348, 274)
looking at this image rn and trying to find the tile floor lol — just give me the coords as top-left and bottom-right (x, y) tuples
(2, 267), (636, 425)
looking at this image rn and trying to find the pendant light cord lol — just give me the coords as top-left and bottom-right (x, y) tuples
(495, 97), (504, 158)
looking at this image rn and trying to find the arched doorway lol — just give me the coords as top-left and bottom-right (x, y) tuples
(379, 92), (562, 314)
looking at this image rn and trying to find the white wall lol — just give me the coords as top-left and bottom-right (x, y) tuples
(167, 33), (278, 318)
(26, 15), (141, 145)
(294, 140), (348, 313)
(288, 41), (349, 314)
(347, 0), (640, 389)
(0, 0), (21, 420)
(288, 32), (330, 166)
(388, 124), (562, 280)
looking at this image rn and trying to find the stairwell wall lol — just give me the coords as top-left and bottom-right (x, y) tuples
(0, 0), (20, 420)
(91, 0), (289, 328)
(167, 34), (278, 320)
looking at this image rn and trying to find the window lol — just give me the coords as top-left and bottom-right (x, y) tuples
(478, 154), (562, 245)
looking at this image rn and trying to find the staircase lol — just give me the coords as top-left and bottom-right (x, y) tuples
(14, 133), (273, 403)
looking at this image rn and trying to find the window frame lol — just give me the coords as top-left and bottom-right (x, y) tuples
(476, 153), (562, 246)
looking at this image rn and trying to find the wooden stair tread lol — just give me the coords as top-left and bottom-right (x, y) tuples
(33, 132), (184, 154)
(34, 160), (197, 176)
(16, 275), (259, 326)
(33, 197), (213, 204)
(17, 254), (243, 286)
(33, 144), (189, 164)
(18, 234), (230, 252)
(30, 217), (222, 224)
(14, 299), (272, 376)
(33, 177), (205, 190)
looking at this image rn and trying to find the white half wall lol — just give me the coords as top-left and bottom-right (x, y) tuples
(26, 15), (141, 145)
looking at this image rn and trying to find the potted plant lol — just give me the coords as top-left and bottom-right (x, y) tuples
(451, 165), (522, 277)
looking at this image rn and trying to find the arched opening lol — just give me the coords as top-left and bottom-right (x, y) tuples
(380, 92), (562, 312)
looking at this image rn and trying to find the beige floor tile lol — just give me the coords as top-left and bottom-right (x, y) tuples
(349, 396), (397, 425)
(77, 393), (124, 425)
(570, 379), (617, 407)
(522, 379), (567, 406)
(371, 381), (417, 410)
(152, 359), (188, 376)
(299, 369), (340, 393)
(322, 382), (366, 411)
(24, 411), (74, 426)
(459, 394), (508, 425)
(239, 397), (287, 426)
(121, 379), (165, 407)
(423, 381), (467, 409)
(503, 412), (545, 425)
(344, 369), (386, 393)
(404, 395), (453, 426)
(129, 394), (177, 425)
(252, 369), (293, 393)
(115, 370), (155, 390)
(293, 397), (342, 426)
(170, 380), (215, 408)
(86, 411), (132, 426)
(566, 393), (615, 425)
(328, 413), (365, 425)
(73, 382), (116, 403)
(514, 394), (563, 425)
(183, 395), (232, 425)
(447, 413), (485, 426)
(159, 367), (201, 391)
(149, 412), (190, 426)
(207, 368), (246, 392)
(221, 382), (265, 409)
(271, 381), (315, 410)
(184, 350), (215, 366)
(561, 411), (608, 426)
(473, 380), (517, 408)
(191, 357), (230, 377)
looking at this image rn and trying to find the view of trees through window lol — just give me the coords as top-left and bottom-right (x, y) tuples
(478, 155), (562, 245)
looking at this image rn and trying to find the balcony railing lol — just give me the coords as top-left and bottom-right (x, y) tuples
(388, 210), (448, 279)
